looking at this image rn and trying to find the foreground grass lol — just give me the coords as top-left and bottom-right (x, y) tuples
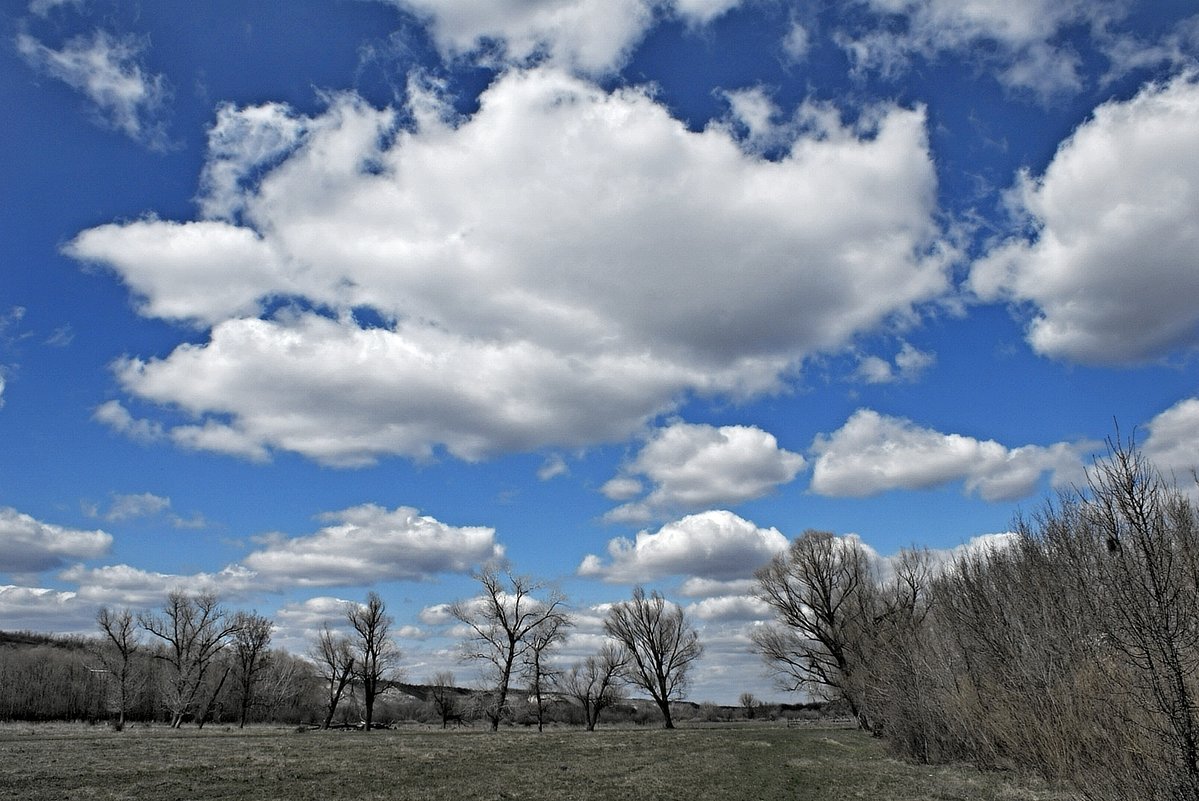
(0, 722), (1075, 801)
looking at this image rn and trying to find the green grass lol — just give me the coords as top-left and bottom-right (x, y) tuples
(0, 722), (1075, 801)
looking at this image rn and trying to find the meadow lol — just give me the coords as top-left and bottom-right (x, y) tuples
(0, 722), (1075, 801)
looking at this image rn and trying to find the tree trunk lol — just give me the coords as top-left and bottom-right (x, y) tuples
(196, 666), (231, 729)
(657, 698), (674, 729)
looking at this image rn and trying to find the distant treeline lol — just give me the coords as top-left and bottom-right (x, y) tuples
(0, 629), (832, 728)
(0, 630), (314, 725)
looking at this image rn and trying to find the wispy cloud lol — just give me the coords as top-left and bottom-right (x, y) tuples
(17, 29), (171, 149)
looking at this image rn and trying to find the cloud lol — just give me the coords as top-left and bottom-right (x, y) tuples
(84, 491), (207, 529)
(0, 507), (112, 575)
(1099, 16), (1199, 85)
(242, 504), (503, 586)
(854, 341), (935, 384)
(101, 492), (171, 521)
(0, 585), (94, 632)
(1143, 397), (1199, 480)
(604, 422), (806, 522)
(809, 409), (1089, 501)
(16, 30), (170, 148)
(198, 102), (308, 222)
(685, 593), (772, 623)
(60, 562), (260, 608)
(271, 596), (357, 650)
(537, 453), (569, 481)
(838, 0), (1118, 97)
(579, 509), (787, 582)
(971, 74), (1199, 364)
(29, 0), (84, 16)
(782, 20), (811, 61)
(68, 68), (950, 465)
(92, 399), (164, 443)
(385, 0), (745, 74)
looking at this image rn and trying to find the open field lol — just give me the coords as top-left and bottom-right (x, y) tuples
(0, 722), (1075, 801)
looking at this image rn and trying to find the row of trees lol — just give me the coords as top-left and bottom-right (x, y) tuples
(444, 569), (703, 731)
(751, 440), (1199, 801)
(38, 572), (704, 732)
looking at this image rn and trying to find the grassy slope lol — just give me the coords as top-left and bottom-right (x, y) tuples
(0, 723), (1075, 801)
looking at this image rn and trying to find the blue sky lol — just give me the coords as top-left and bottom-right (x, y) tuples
(2, 0), (1199, 704)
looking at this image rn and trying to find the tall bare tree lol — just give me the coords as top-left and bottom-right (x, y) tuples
(230, 611), (273, 728)
(603, 586), (702, 729)
(95, 606), (139, 730)
(522, 613), (572, 731)
(451, 563), (570, 731)
(139, 590), (240, 728)
(428, 670), (459, 729)
(346, 592), (402, 731)
(751, 530), (879, 728)
(311, 623), (354, 729)
(560, 643), (626, 731)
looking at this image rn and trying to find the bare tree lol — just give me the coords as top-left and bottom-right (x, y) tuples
(451, 563), (570, 731)
(255, 649), (313, 723)
(1085, 440), (1199, 798)
(139, 590), (240, 728)
(560, 643), (626, 731)
(230, 611), (273, 728)
(311, 623), (354, 729)
(95, 607), (139, 730)
(751, 530), (880, 729)
(428, 670), (459, 729)
(604, 586), (703, 729)
(346, 592), (402, 731)
(739, 691), (758, 720)
(522, 613), (572, 731)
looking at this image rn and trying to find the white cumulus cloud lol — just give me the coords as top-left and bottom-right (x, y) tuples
(243, 504), (502, 586)
(854, 341), (935, 384)
(0, 585), (93, 632)
(385, 0), (745, 74)
(809, 409), (1089, 501)
(0, 507), (112, 575)
(1143, 397), (1199, 480)
(579, 509), (787, 582)
(68, 67), (950, 466)
(604, 421), (806, 522)
(971, 73), (1199, 364)
(60, 563), (260, 608)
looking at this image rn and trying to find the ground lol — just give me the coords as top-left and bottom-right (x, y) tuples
(0, 721), (1076, 800)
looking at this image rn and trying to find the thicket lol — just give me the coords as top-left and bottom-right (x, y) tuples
(755, 440), (1199, 801)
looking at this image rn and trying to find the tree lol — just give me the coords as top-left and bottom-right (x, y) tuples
(139, 590), (240, 728)
(604, 586), (703, 729)
(230, 611), (273, 728)
(451, 563), (570, 731)
(346, 592), (401, 731)
(522, 613), (572, 732)
(739, 691), (758, 720)
(428, 671), (459, 729)
(311, 624), (355, 730)
(95, 607), (140, 730)
(751, 530), (880, 729)
(560, 643), (626, 731)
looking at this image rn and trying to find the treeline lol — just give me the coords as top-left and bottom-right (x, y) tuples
(752, 440), (1199, 801)
(0, 628), (314, 725)
(0, 572), (710, 733)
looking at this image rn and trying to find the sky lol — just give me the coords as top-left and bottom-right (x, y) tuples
(2, 0), (1199, 706)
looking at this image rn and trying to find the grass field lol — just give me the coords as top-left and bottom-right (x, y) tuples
(0, 722), (1076, 800)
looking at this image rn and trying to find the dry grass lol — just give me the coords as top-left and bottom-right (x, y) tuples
(0, 722), (1076, 801)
